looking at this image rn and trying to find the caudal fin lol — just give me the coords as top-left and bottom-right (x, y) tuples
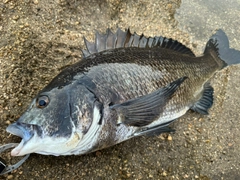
(204, 29), (240, 66)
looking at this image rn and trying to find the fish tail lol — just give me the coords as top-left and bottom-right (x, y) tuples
(204, 29), (240, 68)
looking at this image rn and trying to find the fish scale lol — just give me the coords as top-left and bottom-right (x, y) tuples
(85, 48), (216, 106)
(88, 63), (165, 101)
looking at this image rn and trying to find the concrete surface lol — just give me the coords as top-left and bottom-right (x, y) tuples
(0, 0), (239, 179)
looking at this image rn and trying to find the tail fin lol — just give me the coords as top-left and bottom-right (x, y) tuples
(204, 29), (240, 66)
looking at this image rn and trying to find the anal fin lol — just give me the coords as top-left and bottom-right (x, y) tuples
(110, 77), (187, 127)
(133, 120), (175, 137)
(191, 83), (214, 115)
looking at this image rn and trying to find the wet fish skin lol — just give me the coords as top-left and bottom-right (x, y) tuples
(6, 28), (240, 156)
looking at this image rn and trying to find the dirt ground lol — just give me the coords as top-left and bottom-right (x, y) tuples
(0, 0), (240, 179)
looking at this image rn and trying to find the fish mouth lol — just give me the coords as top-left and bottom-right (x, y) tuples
(6, 122), (42, 156)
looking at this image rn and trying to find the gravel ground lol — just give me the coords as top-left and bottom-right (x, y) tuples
(0, 0), (239, 179)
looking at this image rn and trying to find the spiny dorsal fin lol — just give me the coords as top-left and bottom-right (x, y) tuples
(82, 28), (195, 58)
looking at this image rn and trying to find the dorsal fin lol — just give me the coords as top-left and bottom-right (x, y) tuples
(81, 28), (195, 58)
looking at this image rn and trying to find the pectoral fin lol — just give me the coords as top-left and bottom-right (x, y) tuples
(110, 77), (187, 127)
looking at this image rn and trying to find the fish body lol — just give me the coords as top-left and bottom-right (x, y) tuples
(6, 28), (240, 156)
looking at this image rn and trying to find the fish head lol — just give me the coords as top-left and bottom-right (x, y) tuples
(6, 82), (98, 156)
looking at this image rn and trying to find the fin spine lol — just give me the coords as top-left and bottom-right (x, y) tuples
(82, 28), (196, 58)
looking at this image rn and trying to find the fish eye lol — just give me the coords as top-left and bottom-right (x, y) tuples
(36, 95), (49, 108)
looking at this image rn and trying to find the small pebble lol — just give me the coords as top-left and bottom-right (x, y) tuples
(7, 175), (13, 179)
(162, 171), (167, 176)
(167, 3), (172, 10)
(167, 134), (172, 141)
(5, 120), (11, 125)
(95, 151), (101, 156)
(158, 134), (165, 140)
(33, 0), (38, 4)
(12, 15), (20, 20)
(126, 173), (131, 177)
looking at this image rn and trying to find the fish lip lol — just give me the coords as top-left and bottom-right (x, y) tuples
(7, 122), (34, 141)
(6, 122), (42, 156)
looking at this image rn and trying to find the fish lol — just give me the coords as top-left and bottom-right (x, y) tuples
(6, 28), (240, 157)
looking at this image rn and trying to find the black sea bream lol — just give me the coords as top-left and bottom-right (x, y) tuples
(6, 28), (240, 156)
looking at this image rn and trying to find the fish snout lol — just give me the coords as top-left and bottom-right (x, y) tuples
(6, 122), (42, 145)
